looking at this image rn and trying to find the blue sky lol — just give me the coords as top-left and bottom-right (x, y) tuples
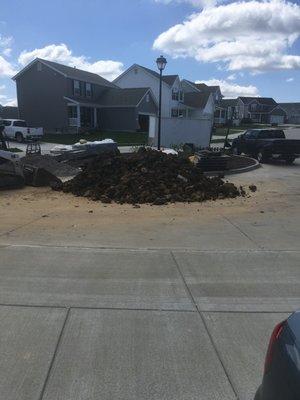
(0, 0), (300, 105)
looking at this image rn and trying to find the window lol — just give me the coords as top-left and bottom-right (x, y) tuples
(171, 108), (179, 117)
(73, 80), (81, 96)
(172, 89), (179, 101)
(85, 83), (92, 97)
(13, 120), (27, 127)
(171, 108), (186, 118)
(244, 130), (257, 139)
(178, 109), (186, 118)
(37, 62), (42, 72)
(1, 120), (12, 126)
(68, 106), (77, 118)
(179, 91), (184, 102)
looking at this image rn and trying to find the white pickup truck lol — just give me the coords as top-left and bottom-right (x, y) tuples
(1, 119), (43, 142)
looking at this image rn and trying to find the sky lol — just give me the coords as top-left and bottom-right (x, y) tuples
(0, 0), (300, 106)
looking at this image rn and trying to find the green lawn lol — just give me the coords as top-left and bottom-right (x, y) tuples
(42, 131), (148, 146)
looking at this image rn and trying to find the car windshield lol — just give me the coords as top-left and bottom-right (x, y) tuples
(13, 120), (27, 127)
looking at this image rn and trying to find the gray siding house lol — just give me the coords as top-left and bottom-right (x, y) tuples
(13, 58), (157, 134)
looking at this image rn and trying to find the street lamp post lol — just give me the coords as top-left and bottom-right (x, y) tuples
(156, 55), (167, 150)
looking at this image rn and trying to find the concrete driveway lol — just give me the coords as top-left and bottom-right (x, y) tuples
(0, 159), (299, 399)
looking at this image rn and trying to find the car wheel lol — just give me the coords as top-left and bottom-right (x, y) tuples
(15, 132), (24, 143)
(232, 146), (241, 155)
(285, 156), (295, 165)
(256, 150), (267, 163)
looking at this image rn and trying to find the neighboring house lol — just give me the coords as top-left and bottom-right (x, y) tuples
(0, 105), (19, 119)
(12, 58), (157, 134)
(236, 97), (283, 124)
(278, 103), (300, 124)
(114, 64), (214, 147)
(214, 99), (238, 125)
(215, 97), (286, 126)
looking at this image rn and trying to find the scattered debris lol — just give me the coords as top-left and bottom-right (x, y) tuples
(21, 155), (80, 178)
(53, 148), (245, 205)
(249, 184), (257, 192)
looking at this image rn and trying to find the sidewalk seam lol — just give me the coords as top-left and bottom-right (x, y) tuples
(170, 251), (239, 400)
(39, 308), (71, 400)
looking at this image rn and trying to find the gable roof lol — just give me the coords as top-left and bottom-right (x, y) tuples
(183, 92), (211, 109)
(195, 83), (221, 95)
(114, 64), (179, 87)
(270, 106), (286, 116)
(13, 58), (117, 88)
(137, 65), (179, 86)
(65, 88), (155, 108)
(98, 87), (153, 107)
(220, 99), (238, 108)
(239, 97), (277, 106)
(278, 103), (300, 114)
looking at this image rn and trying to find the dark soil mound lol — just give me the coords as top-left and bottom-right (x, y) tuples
(53, 149), (243, 204)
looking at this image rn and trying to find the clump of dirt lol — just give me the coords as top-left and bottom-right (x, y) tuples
(52, 148), (244, 205)
(21, 155), (80, 178)
(249, 184), (257, 192)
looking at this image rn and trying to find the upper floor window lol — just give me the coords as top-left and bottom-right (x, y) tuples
(86, 83), (92, 97)
(73, 80), (80, 96)
(37, 62), (42, 72)
(146, 94), (150, 103)
(172, 88), (179, 101)
(179, 90), (184, 102)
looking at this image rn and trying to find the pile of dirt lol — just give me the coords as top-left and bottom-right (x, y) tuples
(52, 148), (244, 204)
(21, 155), (80, 178)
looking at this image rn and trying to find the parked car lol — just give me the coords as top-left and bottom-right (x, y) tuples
(255, 312), (300, 400)
(231, 129), (300, 164)
(1, 119), (43, 143)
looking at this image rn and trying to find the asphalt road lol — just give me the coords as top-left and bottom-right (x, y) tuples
(0, 158), (299, 399)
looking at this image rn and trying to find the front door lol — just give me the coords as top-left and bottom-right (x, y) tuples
(80, 107), (94, 128)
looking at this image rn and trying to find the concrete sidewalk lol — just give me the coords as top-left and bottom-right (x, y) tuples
(0, 160), (299, 400)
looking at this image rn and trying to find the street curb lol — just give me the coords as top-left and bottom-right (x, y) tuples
(204, 156), (260, 177)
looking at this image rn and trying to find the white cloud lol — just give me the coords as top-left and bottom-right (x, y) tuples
(197, 78), (259, 97)
(153, 0), (300, 72)
(18, 43), (124, 81)
(2, 48), (12, 57)
(286, 77), (294, 82)
(0, 55), (17, 77)
(154, 0), (222, 8)
(3, 98), (17, 106)
(227, 74), (236, 80)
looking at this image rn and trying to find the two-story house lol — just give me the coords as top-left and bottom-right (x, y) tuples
(114, 64), (215, 147)
(12, 58), (158, 134)
(237, 97), (286, 124)
(214, 97), (286, 126)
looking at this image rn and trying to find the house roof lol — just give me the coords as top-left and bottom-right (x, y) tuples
(98, 87), (151, 107)
(183, 92), (211, 109)
(65, 88), (153, 108)
(278, 103), (300, 114)
(13, 58), (117, 88)
(220, 99), (238, 108)
(134, 65), (179, 87)
(195, 83), (221, 94)
(239, 97), (277, 106)
(270, 106), (286, 116)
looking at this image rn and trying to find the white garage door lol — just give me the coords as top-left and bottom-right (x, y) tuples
(270, 115), (284, 124)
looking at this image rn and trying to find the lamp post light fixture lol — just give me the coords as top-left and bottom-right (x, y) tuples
(156, 55), (167, 150)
